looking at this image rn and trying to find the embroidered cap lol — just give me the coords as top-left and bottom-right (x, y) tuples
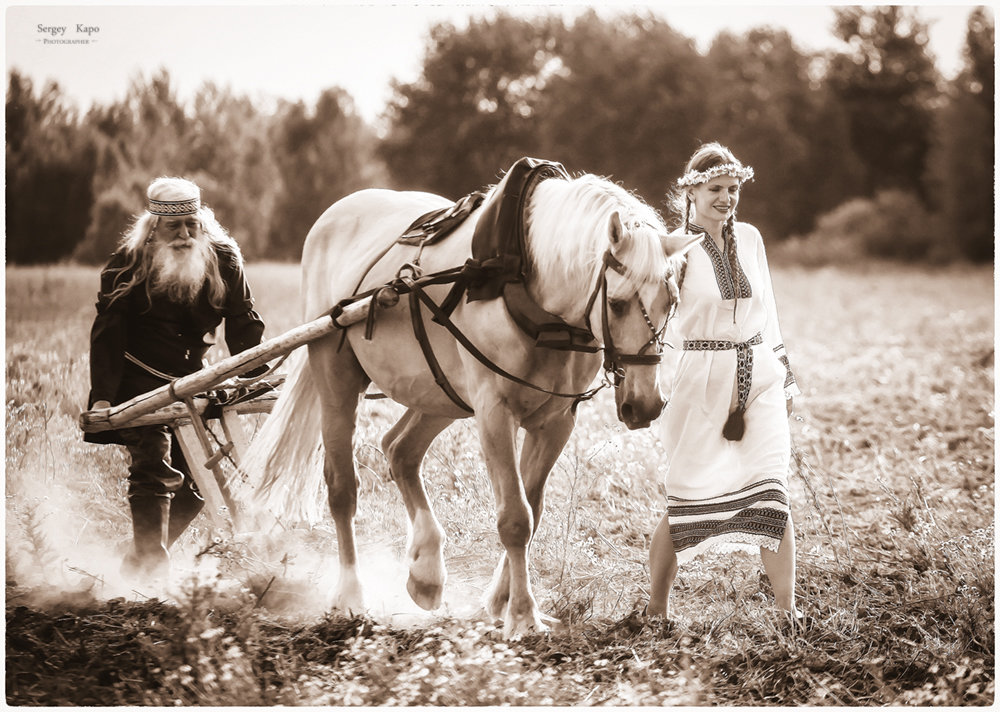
(146, 177), (201, 216)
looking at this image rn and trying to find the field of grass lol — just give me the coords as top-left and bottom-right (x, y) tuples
(5, 260), (994, 705)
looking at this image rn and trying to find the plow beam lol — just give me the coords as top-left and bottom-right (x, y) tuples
(79, 295), (376, 433)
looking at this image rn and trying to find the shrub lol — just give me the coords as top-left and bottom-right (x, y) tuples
(73, 186), (139, 264)
(778, 190), (945, 265)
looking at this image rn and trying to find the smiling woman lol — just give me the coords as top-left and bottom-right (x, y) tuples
(648, 141), (803, 624)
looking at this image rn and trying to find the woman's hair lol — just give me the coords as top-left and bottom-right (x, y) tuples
(667, 142), (746, 233)
(104, 203), (240, 310)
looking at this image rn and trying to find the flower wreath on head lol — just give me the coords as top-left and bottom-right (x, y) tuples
(677, 162), (754, 187)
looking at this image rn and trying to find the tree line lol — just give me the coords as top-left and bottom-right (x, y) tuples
(6, 7), (994, 265)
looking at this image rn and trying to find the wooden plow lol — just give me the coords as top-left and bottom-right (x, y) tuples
(78, 291), (394, 533)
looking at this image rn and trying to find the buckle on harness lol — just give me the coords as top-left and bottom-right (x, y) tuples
(396, 262), (422, 281)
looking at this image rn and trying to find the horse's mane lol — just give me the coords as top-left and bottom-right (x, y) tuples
(524, 174), (670, 291)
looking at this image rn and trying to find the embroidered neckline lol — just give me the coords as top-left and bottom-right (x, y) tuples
(690, 223), (752, 300)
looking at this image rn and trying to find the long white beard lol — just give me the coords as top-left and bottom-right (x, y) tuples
(150, 238), (213, 304)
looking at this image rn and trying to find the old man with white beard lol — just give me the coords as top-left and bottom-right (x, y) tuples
(86, 177), (267, 582)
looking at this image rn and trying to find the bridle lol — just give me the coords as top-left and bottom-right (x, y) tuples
(584, 250), (672, 386)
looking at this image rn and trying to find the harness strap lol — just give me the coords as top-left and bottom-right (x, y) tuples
(583, 252), (665, 380)
(437, 275), (470, 318)
(406, 279), (474, 413)
(326, 256), (615, 410)
(404, 277), (608, 410)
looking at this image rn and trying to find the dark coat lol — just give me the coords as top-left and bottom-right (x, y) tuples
(86, 244), (266, 445)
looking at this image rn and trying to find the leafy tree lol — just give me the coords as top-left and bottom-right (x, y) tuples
(6, 70), (96, 263)
(185, 83), (281, 257)
(702, 28), (864, 240)
(380, 12), (561, 198)
(267, 88), (387, 259)
(827, 7), (940, 200)
(964, 8), (994, 103)
(538, 11), (708, 207)
(75, 73), (293, 262)
(75, 70), (191, 263)
(926, 8), (994, 262)
(72, 184), (136, 264)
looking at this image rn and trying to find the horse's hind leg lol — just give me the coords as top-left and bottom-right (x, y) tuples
(309, 335), (370, 614)
(382, 409), (454, 610)
(485, 413), (575, 624)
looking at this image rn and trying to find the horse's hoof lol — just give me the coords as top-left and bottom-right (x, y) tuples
(331, 589), (365, 617)
(538, 612), (561, 627)
(484, 596), (508, 623)
(503, 615), (550, 640)
(331, 600), (365, 617)
(331, 603), (365, 618)
(406, 575), (443, 611)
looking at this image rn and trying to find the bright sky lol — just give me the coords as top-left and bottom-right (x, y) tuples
(4, 2), (984, 123)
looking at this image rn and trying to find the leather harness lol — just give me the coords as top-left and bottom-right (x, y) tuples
(330, 158), (668, 413)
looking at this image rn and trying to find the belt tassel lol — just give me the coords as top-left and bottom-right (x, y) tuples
(723, 406), (746, 441)
(723, 340), (754, 441)
(683, 333), (761, 442)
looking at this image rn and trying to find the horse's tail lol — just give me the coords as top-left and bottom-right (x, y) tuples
(232, 348), (327, 524)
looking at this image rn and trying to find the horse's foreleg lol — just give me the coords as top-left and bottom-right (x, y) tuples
(475, 404), (546, 637)
(310, 337), (369, 615)
(485, 413), (575, 626)
(382, 409), (453, 610)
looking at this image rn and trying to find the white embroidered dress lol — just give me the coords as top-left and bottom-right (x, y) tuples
(658, 221), (800, 562)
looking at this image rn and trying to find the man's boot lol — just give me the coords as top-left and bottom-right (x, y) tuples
(121, 494), (171, 582)
(167, 479), (205, 548)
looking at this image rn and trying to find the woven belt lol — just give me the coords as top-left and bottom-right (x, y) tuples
(683, 333), (763, 439)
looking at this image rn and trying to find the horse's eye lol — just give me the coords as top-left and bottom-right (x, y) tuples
(608, 299), (629, 316)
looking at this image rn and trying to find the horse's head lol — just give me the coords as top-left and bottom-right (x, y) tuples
(525, 174), (701, 427)
(593, 210), (701, 430)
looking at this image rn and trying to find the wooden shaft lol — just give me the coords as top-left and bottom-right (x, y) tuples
(80, 392), (279, 432)
(79, 296), (374, 432)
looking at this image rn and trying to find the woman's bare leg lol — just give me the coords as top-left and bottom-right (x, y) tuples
(647, 512), (678, 617)
(760, 517), (799, 615)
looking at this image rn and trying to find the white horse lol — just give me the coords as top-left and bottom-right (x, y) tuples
(238, 168), (700, 637)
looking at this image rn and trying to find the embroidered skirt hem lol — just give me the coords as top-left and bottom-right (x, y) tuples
(673, 530), (784, 564)
(667, 476), (789, 564)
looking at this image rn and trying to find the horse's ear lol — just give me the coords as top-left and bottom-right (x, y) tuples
(661, 232), (703, 257)
(609, 211), (625, 245)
